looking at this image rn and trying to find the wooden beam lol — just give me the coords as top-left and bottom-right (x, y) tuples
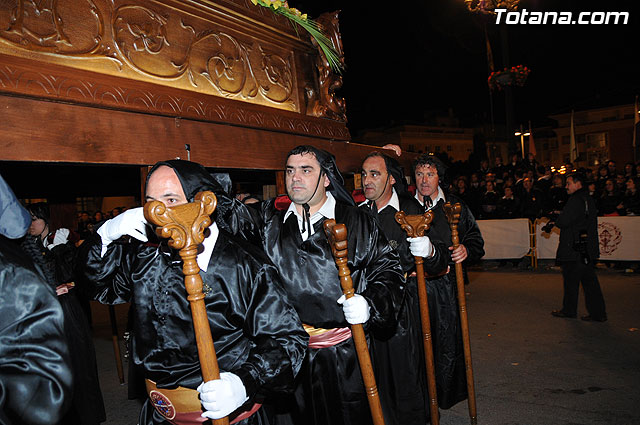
(1, 95), (417, 175)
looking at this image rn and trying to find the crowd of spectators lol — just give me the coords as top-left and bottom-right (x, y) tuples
(446, 154), (640, 221)
(76, 207), (126, 239)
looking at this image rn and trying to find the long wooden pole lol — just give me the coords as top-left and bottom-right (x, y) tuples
(443, 202), (478, 425)
(394, 211), (439, 425)
(145, 191), (229, 425)
(323, 219), (385, 425)
(108, 305), (125, 384)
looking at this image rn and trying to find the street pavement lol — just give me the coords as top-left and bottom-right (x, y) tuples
(92, 264), (640, 425)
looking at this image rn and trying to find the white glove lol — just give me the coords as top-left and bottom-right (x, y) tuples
(46, 228), (70, 250)
(337, 294), (371, 325)
(407, 236), (434, 258)
(198, 372), (249, 420)
(96, 207), (148, 257)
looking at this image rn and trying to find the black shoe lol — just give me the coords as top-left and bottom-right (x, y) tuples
(551, 310), (577, 318)
(581, 315), (607, 322)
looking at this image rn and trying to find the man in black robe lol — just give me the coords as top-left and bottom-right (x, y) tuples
(81, 160), (308, 425)
(0, 174), (72, 424)
(359, 151), (449, 425)
(252, 146), (404, 425)
(413, 154), (485, 410)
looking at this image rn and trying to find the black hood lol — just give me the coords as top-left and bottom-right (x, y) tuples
(289, 146), (355, 206)
(146, 160), (251, 236)
(384, 154), (410, 196)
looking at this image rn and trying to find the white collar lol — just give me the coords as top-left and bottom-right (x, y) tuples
(197, 222), (219, 272)
(284, 192), (336, 240)
(414, 186), (445, 210)
(359, 188), (400, 212)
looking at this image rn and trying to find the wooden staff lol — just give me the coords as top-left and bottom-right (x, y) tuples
(443, 202), (477, 425)
(323, 219), (386, 425)
(108, 305), (125, 384)
(145, 191), (229, 425)
(394, 211), (439, 425)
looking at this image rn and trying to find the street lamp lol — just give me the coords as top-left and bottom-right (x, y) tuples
(514, 125), (530, 159)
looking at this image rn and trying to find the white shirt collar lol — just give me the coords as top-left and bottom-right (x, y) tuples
(197, 222), (219, 272)
(284, 192), (336, 241)
(414, 186), (446, 210)
(358, 188), (400, 212)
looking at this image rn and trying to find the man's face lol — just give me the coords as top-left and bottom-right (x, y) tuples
(523, 178), (533, 190)
(566, 176), (581, 195)
(361, 156), (395, 202)
(415, 164), (439, 200)
(285, 153), (329, 206)
(145, 166), (188, 206)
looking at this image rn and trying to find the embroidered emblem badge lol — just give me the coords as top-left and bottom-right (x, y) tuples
(149, 390), (176, 420)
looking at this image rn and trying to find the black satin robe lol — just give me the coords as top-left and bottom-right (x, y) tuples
(363, 194), (449, 425)
(0, 237), (72, 425)
(82, 229), (308, 425)
(255, 200), (404, 425)
(424, 194), (484, 409)
(21, 234), (106, 425)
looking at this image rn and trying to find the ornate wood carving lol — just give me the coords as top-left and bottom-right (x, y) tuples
(0, 0), (309, 112)
(0, 1), (369, 170)
(305, 11), (346, 122)
(0, 53), (349, 140)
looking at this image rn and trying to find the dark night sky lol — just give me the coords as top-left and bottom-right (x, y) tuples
(295, 0), (639, 136)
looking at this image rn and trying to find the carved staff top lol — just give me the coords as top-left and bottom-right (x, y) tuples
(443, 202), (461, 227)
(144, 191), (217, 250)
(323, 219), (354, 298)
(443, 202), (462, 247)
(324, 219), (348, 259)
(394, 211), (434, 239)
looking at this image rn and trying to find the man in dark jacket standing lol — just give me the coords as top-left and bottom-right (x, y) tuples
(550, 172), (607, 322)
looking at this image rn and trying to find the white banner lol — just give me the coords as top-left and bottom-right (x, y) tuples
(536, 216), (640, 261)
(477, 218), (531, 260)
(536, 218), (560, 260)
